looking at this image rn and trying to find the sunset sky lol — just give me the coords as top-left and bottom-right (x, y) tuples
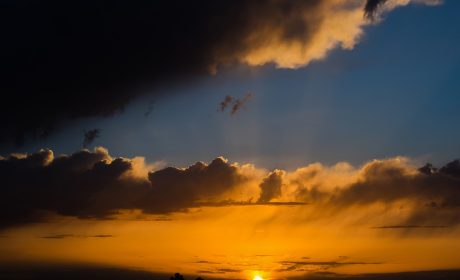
(1, 0), (460, 279)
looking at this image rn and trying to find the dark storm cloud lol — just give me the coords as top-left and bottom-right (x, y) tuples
(0, 149), (250, 229)
(83, 129), (102, 148)
(1, 0), (400, 147)
(257, 170), (284, 203)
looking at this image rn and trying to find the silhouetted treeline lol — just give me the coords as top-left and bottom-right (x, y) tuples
(171, 273), (203, 280)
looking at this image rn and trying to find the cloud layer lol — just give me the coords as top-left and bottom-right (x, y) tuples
(1, 147), (459, 230)
(0, 0), (439, 146)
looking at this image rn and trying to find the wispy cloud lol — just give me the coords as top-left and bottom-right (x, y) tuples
(83, 129), (101, 148)
(218, 93), (252, 116)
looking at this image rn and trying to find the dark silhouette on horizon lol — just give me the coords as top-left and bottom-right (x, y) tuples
(171, 273), (203, 280)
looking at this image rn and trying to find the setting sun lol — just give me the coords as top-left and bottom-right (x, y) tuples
(254, 276), (263, 280)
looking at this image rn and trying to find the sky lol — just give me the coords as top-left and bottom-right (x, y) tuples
(1, 0), (460, 279)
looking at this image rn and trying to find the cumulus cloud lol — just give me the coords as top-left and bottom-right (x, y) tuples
(0, 148), (256, 229)
(257, 170), (285, 203)
(141, 157), (249, 214)
(0, 0), (439, 146)
(286, 157), (460, 227)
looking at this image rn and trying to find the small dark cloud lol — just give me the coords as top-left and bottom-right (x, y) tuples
(196, 270), (225, 274)
(301, 257), (311, 259)
(274, 266), (298, 272)
(230, 93), (252, 116)
(83, 129), (101, 148)
(218, 96), (234, 113)
(253, 255), (281, 257)
(191, 261), (221, 265)
(225, 263), (256, 267)
(39, 234), (114, 239)
(40, 234), (74, 239)
(425, 201), (438, 208)
(217, 269), (243, 273)
(218, 93), (252, 116)
(278, 261), (383, 267)
(418, 163), (436, 175)
(153, 218), (176, 221)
